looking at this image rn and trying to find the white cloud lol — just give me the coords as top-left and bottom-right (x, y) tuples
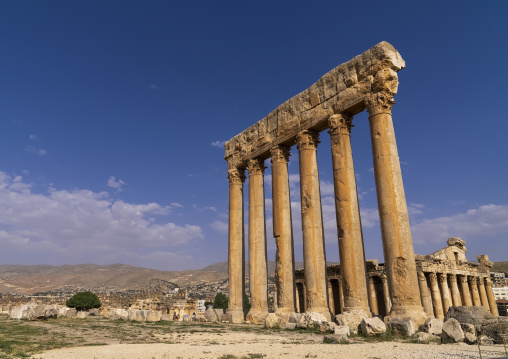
(211, 140), (226, 148)
(107, 176), (126, 191)
(24, 146), (47, 156)
(211, 220), (228, 233)
(171, 202), (183, 208)
(29, 134), (39, 141)
(0, 172), (203, 263)
(411, 204), (508, 245)
(203, 206), (217, 212)
(149, 84), (158, 90)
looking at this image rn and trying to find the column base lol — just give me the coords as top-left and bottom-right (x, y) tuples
(342, 306), (373, 317)
(225, 309), (245, 324)
(306, 307), (332, 322)
(275, 308), (297, 325)
(246, 308), (269, 324)
(385, 305), (428, 328)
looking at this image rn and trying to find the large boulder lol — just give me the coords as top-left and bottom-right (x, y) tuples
(65, 308), (77, 318)
(77, 311), (90, 319)
(213, 309), (225, 322)
(444, 306), (494, 325)
(288, 313), (303, 324)
(9, 304), (31, 319)
(25, 305), (58, 321)
(205, 307), (218, 322)
(334, 325), (350, 336)
(145, 310), (162, 322)
(412, 332), (440, 343)
(360, 317), (386, 336)
(295, 312), (328, 329)
(265, 313), (279, 328)
(420, 318), (443, 336)
(388, 318), (415, 337)
(334, 309), (370, 334)
(442, 318), (464, 343)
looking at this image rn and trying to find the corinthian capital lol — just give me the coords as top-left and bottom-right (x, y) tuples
(365, 91), (395, 116)
(270, 145), (291, 165)
(328, 113), (353, 145)
(438, 273), (448, 283)
(458, 275), (468, 284)
(227, 166), (246, 184)
(417, 272), (427, 281)
(468, 276), (478, 285)
(296, 130), (320, 151)
(247, 158), (266, 175)
(427, 272), (437, 282)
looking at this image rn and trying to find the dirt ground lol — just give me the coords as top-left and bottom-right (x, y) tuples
(1, 315), (506, 359)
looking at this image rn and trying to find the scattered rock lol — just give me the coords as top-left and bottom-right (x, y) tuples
(205, 307), (218, 323)
(323, 334), (349, 344)
(420, 318), (443, 336)
(285, 323), (296, 330)
(288, 313), (303, 324)
(319, 321), (336, 333)
(444, 306), (494, 325)
(442, 318), (464, 343)
(334, 325), (350, 336)
(479, 335), (494, 345)
(89, 309), (100, 316)
(388, 318), (415, 337)
(464, 332), (477, 344)
(334, 309), (370, 334)
(295, 312), (328, 329)
(77, 311), (89, 319)
(265, 313), (279, 329)
(360, 317), (386, 336)
(460, 323), (476, 334)
(412, 332), (440, 343)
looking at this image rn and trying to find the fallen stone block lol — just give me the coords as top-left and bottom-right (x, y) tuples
(323, 334), (349, 344)
(420, 318), (443, 336)
(442, 318), (464, 343)
(388, 318), (415, 337)
(361, 317), (386, 336)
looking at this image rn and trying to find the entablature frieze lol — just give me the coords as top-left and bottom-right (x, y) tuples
(224, 41), (405, 169)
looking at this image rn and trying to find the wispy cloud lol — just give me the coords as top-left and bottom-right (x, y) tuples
(24, 146), (47, 156)
(148, 84), (158, 90)
(29, 134), (39, 141)
(211, 220), (228, 233)
(211, 140), (226, 148)
(107, 176), (126, 192)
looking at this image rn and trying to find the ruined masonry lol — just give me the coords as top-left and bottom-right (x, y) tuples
(223, 42), (498, 325)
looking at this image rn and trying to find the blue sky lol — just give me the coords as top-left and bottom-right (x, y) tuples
(0, 1), (507, 271)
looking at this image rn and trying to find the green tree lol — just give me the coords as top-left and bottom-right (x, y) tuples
(213, 292), (229, 309)
(243, 293), (251, 313)
(66, 291), (102, 311)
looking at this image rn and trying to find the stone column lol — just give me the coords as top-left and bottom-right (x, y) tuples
(428, 273), (444, 319)
(438, 273), (452, 316)
(246, 158), (269, 324)
(381, 274), (391, 316)
(365, 90), (425, 326)
(337, 277), (345, 314)
(367, 275), (379, 316)
(485, 277), (499, 316)
(296, 130), (331, 320)
(417, 272), (432, 316)
(459, 275), (473, 306)
(449, 274), (462, 306)
(477, 277), (490, 311)
(328, 114), (370, 314)
(226, 165), (246, 323)
(270, 145), (297, 318)
(328, 282), (335, 315)
(469, 276), (481, 306)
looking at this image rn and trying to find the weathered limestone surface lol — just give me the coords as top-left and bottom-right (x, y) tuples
(271, 145), (296, 317)
(360, 317), (386, 336)
(226, 167), (246, 323)
(329, 113), (369, 313)
(246, 158), (269, 324)
(225, 41), (405, 168)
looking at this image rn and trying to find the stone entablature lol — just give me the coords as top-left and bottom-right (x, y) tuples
(224, 41), (405, 169)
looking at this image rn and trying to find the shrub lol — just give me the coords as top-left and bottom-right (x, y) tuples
(213, 292), (229, 309)
(66, 291), (101, 311)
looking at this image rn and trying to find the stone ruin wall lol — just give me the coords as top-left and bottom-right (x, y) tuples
(224, 41), (405, 168)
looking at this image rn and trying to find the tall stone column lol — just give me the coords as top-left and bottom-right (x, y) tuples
(469, 276), (481, 306)
(477, 277), (490, 311)
(226, 164), (246, 323)
(296, 130), (331, 320)
(246, 158), (269, 324)
(438, 273), (452, 316)
(365, 90), (425, 325)
(368, 275), (379, 316)
(328, 113), (370, 314)
(485, 277), (499, 316)
(417, 272), (432, 316)
(337, 277), (345, 314)
(459, 275), (473, 306)
(449, 274), (462, 306)
(270, 145), (297, 318)
(428, 273), (444, 319)
(381, 274), (391, 316)
(328, 282), (335, 315)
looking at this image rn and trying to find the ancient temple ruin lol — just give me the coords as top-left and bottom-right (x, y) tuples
(223, 42), (497, 325)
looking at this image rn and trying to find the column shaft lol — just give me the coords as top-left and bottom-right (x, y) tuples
(368, 275), (379, 316)
(328, 114), (370, 313)
(297, 130), (331, 320)
(381, 275), (391, 316)
(417, 272), (432, 316)
(438, 273), (452, 316)
(328, 282), (335, 315)
(485, 278), (499, 316)
(246, 158), (269, 323)
(469, 276), (482, 306)
(449, 274), (462, 306)
(428, 273), (444, 319)
(459, 275), (473, 306)
(477, 277), (490, 311)
(366, 92), (425, 325)
(226, 165), (246, 323)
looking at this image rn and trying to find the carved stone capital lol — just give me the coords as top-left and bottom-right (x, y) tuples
(417, 272), (427, 282)
(468, 276), (478, 285)
(328, 113), (353, 145)
(372, 68), (399, 95)
(477, 277), (485, 285)
(296, 130), (320, 151)
(247, 158), (266, 175)
(458, 275), (468, 284)
(427, 272), (437, 282)
(449, 274), (457, 283)
(365, 91), (395, 116)
(485, 277), (492, 287)
(380, 274), (388, 283)
(270, 145), (291, 165)
(227, 166), (246, 185)
(438, 273), (448, 283)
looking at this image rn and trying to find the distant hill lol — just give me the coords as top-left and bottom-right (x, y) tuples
(491, 262), (508, 274)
